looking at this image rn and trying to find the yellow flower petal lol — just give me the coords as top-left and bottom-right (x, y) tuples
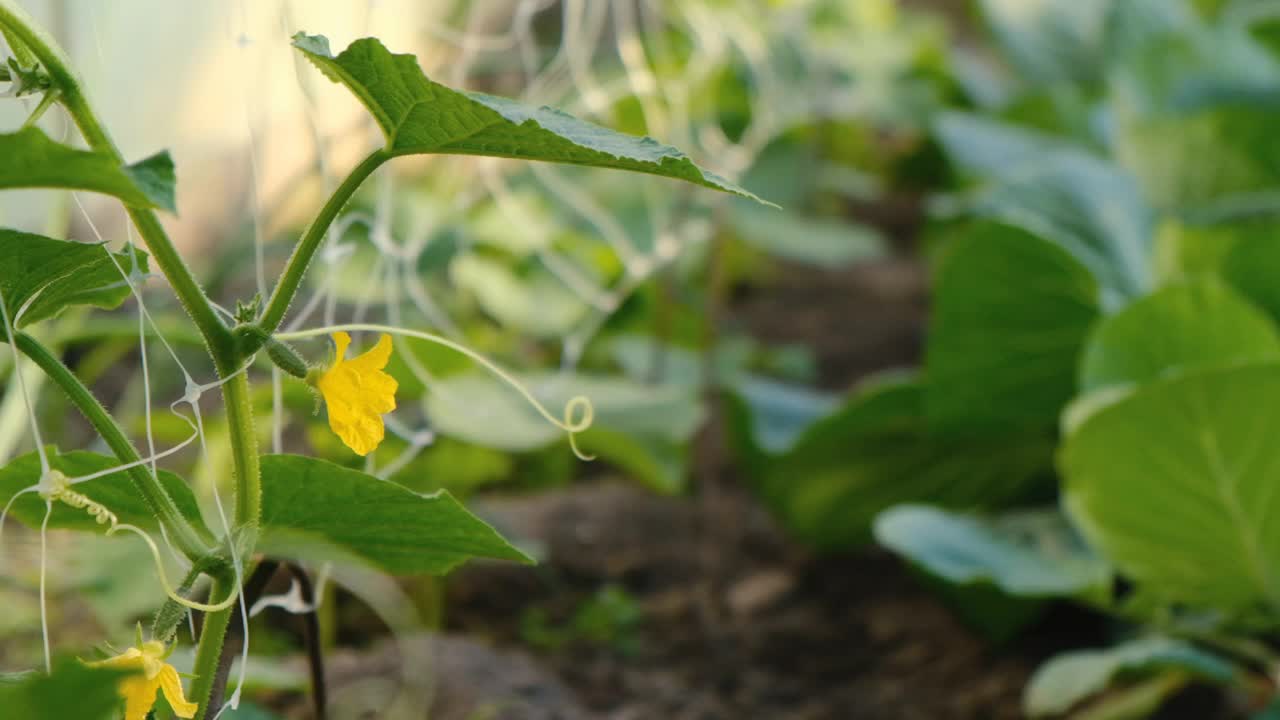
(331, 330), (352, 361)
(346, 332), (393, 372)
(158, 664), (199, 718)
(93, 641), (197, 720)
(120, 674), (161, 720)
(317, 332), (399, 456)
(92, 647), (146, 672)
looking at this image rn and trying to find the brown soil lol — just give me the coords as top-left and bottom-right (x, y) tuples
(441, 482), (1044, 720)
(729, 257), (930, 391)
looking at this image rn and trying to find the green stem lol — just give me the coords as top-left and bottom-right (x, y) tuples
(258, 149), (388, 335)
(219, 368), (260, 537)
(196, 325), (262, 720)
(14, 331), (216, 561)
(188, 579), (235, 720)
(0, 0), (233, 361)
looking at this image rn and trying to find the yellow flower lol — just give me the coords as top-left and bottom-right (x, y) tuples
(91, 640), (198, 720)
(316, 331), (398, 456)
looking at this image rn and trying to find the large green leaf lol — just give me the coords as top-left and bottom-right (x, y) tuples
(1079, 280), (1280, 393)
(1152, 217), (1266, 283)
(0, 127), (176, 211)
(1024, 636), (1235, 718)
(1062, 364), (1280, 612)
(258, 454), (530, 574)
(0, 229), (148, 341)
(925, 223), (1101, 431)
(0, 449), (209, 535)
(0, 658), (130, 720)
(874, 505), (1109, 598)
(292, 33), (761, 202)
(754, 373), (1053, 550)
(572, 428), (687, 496)
(1221, 230), (1280, 324)
(1115, 101), (1280, 213)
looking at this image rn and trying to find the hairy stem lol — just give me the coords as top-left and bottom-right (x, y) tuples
(14, 331), (216, 561)
(201, 560), (277, 720)
(185, 359), (263, 716)
(188, 578), (236, 720)
(258, 149), (388, 335)
(220, 368), (261, 539)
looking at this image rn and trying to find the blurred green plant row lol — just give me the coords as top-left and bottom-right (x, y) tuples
(7, 0), (1280, 717)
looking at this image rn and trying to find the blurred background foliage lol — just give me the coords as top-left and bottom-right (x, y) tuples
(7, 0), (1280, 718)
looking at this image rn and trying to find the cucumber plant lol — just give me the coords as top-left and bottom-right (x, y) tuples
(0, 3), (760, 717)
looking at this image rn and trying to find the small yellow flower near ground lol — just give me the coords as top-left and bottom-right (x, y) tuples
(91, 640), (197, 720)
(315, 331), (398, 455)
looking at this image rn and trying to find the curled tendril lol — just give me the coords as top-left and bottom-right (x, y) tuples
(36, 471), (238, 614)
(277, 323), (598, 460)
(560, 395), (595, 461)
(105, 524), (238, 613)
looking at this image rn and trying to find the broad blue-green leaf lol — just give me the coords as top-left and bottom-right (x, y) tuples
(1062, 364), (1280, 612)
(926, 223), (1101, 431)
(1104, 0), (1198, 63)
(449, 255), (588, 338)
(753, 372), (1053, 550)
(730, 375), (839, 455)
(0, 127), (176, 211)
(934, 111), (1079, 178)
(258, 454), (531, 574)
(424, 371), (705, 450)
(1111, 21), (1280, 212)
(980, 0), (1111, 85)
(935, 114), (1152, 303)
(0, 449), (209, 535)
(728, 203), (886, 268)
(1079, 280), (1280, 393)
(608, 335), (753, 389)
(0, 657), (130, 720)
(1024, 636), (1235, 717)
(292, 33), (762, 202)
(874, 505), (1109, 598)
(422, 371), (703, 493)
(0, 229), (148, 341)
